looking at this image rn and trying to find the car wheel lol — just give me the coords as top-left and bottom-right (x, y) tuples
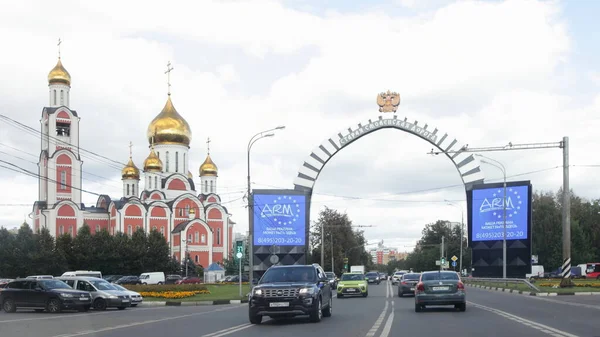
(93, 298), (107, 311)
(118, 306), (126, 310)
(337, 292), (343, 298)
(309, 297), (323, 322)
(363, 292), (368, 297)
(414, 303), (422, 312)
(78, 306), (90, 312)
(398, 290), (402, 297)
(2, 298), (16, 313)
(457, 303), (466, 312)
(322, 297), (332, 317)
(249, 311), (262, 324)
(46, 298), (62, 313)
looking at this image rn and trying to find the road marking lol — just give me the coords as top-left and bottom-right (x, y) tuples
(469, 301), (579, 337)
(201, 323), (253, 337)
(47, 306), (238, 337)
(387, 281), (394, 298)
(380, 301), (394, 337)
(523, 294), (600, 310)
(365, 301), (389, 337)
(0, 306), (173, 324)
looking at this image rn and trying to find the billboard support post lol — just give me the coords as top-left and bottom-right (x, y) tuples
(560, 136), (573, 287)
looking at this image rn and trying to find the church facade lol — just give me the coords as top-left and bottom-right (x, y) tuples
(30, 55), (235, 268)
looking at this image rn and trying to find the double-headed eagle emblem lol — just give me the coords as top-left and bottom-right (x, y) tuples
(377, 90), (401, 113)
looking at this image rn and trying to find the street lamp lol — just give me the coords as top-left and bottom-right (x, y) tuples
(181, 238), (188, 277)
(247, 126), (285, 285)
(445, 200), (465, 274)
(475, 154), (507, 279)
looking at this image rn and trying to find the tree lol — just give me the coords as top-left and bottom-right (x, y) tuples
(13, 222), (36, 277)
(145, 228), (171, 273)
(0, 227), (16, 277)
(72, 223), (93, 269)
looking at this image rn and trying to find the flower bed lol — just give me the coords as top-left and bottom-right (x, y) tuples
(211, 282), (250, 285)
(538, 282), (600, 288)
(123, 284), (209, 293)
(139, 290), (211, 299)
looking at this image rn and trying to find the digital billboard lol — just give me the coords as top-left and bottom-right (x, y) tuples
(253, 193), (307, 246)
(471, 184), (529, 242)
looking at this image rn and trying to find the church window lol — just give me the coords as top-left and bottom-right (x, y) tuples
(166, 151), (170, 171)
(185, 204), (190, 216)
(183, 153), (186, 173)
(53, 90), (57, 105)
(204, 181), (208, 193)
(56, 122), (70, 137)
(128, 225), (132, 236)
(194, 232), (199, 243)
(59, 225), (64, 235)
(154, 176), (158, 189)
(127, 184), (130, 195)
(60, 90), (64, 105)
(188, 233), (192, 242)
(217, 227), (221, 245)
(210, 180), (214, 193)
(132, 184), (135, 196)
(201, 234), (206, 244)
(152, 226), (157, 232)
(60, 171), (67, 189)
(175, 152), (179, 172)
(95, 224), (100, 233)
(195, 255), (199, 263)
(66, 91), (69, 106)
(160, 226), (165, 235)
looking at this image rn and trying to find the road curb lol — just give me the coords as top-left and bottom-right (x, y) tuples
(139, 299), (248, 307)
(465, 283), (595, 297)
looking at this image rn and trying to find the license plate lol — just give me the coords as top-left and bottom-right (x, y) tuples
(432, 286), (449, 291)
(269, 302), (289, 307)
(347, 288), (356, 292)
(410, 287), (415, 291)
(79, 298), (88, 301)
(122, 299), (130, 302)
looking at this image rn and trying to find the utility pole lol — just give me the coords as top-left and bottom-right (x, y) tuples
(429, 139), (570, 283)
(440, 236), (445, 271)
(319, 224), (374, 268)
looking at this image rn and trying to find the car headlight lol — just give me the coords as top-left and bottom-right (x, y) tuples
(108, 295), (118, 299)
(60, 293), (74, 298)
(253, 289), (263, 296)
(299, 287), (315, 295)
(337, 283), (344, 287)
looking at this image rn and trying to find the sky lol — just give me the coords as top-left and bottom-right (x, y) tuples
(0, 0), (599, 252)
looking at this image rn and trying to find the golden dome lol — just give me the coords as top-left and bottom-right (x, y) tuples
(146, 95), (192, 147)
(48, 58), (71, 86)
(121, 157), (140, 180)
(199, 154), (218, 177)
(143, 148), (163, 172)
(187, 170), (194, 179)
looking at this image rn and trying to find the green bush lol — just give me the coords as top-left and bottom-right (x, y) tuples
(121, 284), (208, 293)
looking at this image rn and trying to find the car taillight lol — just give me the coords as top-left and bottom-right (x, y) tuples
(401, 281), (407, 285)
(457, 281), (465, 290)
(416, 282), (425, 292)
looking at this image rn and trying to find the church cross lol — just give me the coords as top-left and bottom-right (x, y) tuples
(57, 38), (62, 58)
(129, 141), (133, 158)
(165, 61), (174, 95)
(206, 137), (211, 155)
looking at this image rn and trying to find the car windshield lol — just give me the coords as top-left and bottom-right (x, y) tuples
(421, 272), (459, 281)
(394, 272), (405, 275)
(325, 272), (335, 279)
(41, 280), (71, 290)
(402, 273), (421, 280)
(259, 267), (316, 283)
(112, 284), (126, 291)
(341, 273), (365, 281)
(90, 280), (117, 290)
(366, 272), (378, 276)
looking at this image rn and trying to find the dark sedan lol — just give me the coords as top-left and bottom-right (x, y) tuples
(398, 273), (421, 296)
(414, 271), (466, 312)
(365, 272), (380, 284)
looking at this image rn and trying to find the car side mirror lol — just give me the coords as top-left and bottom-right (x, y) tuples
(251, 279), (258, 285)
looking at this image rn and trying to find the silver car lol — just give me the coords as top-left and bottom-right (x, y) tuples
(398, 273), (420, 296)
(414, 271), (466, 312)
(58, 277), (132, 311)
(112, 284), (143, 306)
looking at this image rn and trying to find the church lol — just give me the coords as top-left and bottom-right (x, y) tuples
(30, 54), (236, 267)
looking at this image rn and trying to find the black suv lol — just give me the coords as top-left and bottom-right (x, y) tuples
(1, 279), (92, 313)
(249, 264), (333, 324)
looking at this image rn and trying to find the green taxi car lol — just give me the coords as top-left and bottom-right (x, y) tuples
(336, 272), (368, 298)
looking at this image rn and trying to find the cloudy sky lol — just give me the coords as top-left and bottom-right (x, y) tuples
(0, 0), (598, 252)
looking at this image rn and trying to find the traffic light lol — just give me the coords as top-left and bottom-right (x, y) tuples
(343, 257), (348, 271)
(235, 240), (244, 259)
(441, 257), (446, 265)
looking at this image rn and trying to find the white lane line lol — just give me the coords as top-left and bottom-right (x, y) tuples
(0, 306), (173, 324)
(365, 301), (389, 337)
(469, 301), (579, 337)
(48, 306), (238, 337)
(522, 294), (600, 311)
(379, 301), (394, 337)
(201, 323), (253, 337)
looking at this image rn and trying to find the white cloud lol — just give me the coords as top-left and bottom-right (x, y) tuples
(1, 0), (595, 253)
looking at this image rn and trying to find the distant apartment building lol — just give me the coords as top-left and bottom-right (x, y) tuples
(369, 242), (408, 264)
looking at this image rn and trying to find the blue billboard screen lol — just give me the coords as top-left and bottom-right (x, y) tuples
(253, 193), (306, 246)
(471, 185), (529, 241)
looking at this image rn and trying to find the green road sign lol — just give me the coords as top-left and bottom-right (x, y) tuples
(235, 240), (244, 259)
(451, 255), (458, 262)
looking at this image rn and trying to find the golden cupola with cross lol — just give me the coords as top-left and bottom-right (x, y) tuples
(122, 142), (140, 198)
(199, 138), (218, 194)
(143, 144), (163, 173)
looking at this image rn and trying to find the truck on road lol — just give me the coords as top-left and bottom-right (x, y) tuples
(350, 265), (365, 274)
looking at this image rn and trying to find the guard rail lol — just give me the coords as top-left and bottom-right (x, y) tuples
(463, 277), (540, 292)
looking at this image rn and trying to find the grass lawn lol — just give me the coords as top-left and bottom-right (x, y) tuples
(464, 279), (600, 293)
(144, 284), (252, 302)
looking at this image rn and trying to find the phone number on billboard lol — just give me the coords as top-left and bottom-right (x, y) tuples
(475, 231), (525, 239)
(256, 238), (304, 244)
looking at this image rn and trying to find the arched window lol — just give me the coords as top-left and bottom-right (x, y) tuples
(204, 181), (208, 193)
(201, 234), (206, 244)
(60, 90), (64, 105)
(59, 225), (64, 235)
(127, 184), (130, 195)
(154, 176), (158, 189)
(53, 90), (57, 105)
(128, 225), (132, 236)
(175, 152), (179, 172)
(188, 233), (192, 242)
(152, 226), (157, 232)
(60, 171), (67, 190)
(183, 153), (186, 173)
(95, 224), (100, 233)
(210, 180), (214, 193)
(217, 227), (221, 245)
(166, 151), (170, 171)
(195, 255), (199, 263)
(160, 226), (165, 236)
(132, 184), (135, 196)
(194, 232), (199, 243)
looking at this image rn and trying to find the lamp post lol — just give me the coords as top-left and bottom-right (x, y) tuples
(182, 238), (188, 277)
(476, 154), (507, 279)
(445, 200), (465, 275)
(247, 126), (285, 286)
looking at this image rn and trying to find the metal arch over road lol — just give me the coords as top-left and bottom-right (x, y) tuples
(293, 114), (486, 194)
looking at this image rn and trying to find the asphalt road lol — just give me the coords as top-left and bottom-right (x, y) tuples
(0, 281), (597, 337)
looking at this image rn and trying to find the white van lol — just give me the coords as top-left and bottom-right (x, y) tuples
(62, 270), (103, 278)
(139, 272), (165, 285)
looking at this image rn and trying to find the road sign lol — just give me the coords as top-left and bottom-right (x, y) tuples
(235, 240), (244, 259)
(451, 255), (458, 262)
(441, 257), (446, 264)
(343, 257), (348, 264)
(452, 261), (457, 267)
(236, 252), (243, 259)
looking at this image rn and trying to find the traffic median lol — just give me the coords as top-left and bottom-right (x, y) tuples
(123, 283), (252, 307)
